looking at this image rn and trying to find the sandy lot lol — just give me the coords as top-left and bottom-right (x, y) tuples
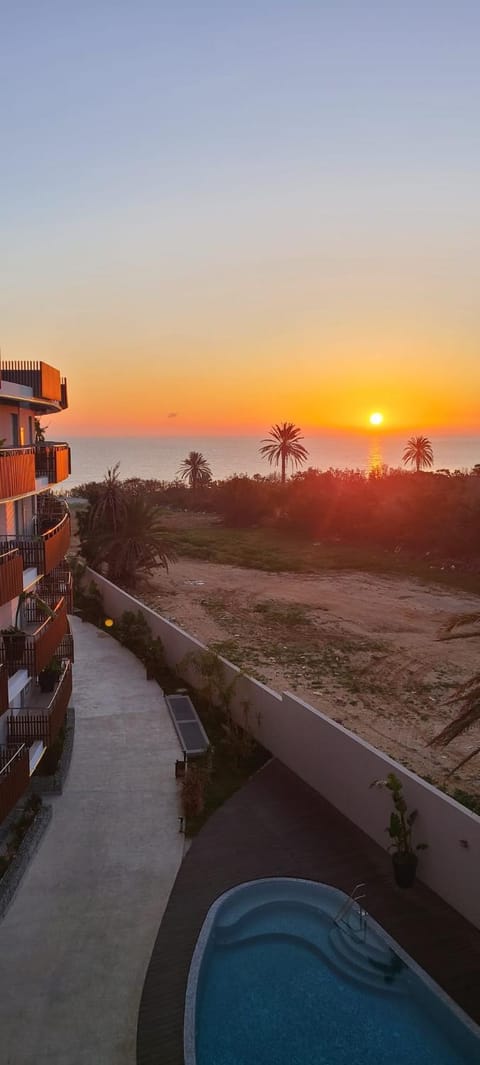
(140, 558), (480, 794)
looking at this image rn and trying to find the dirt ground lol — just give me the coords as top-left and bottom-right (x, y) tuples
(140, 558), (480, 795)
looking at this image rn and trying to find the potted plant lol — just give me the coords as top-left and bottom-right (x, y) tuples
(38, 655), (62, 693)
(371, 773), (427, 888)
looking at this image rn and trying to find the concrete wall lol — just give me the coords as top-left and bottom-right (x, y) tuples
(87, 569), (480, 929)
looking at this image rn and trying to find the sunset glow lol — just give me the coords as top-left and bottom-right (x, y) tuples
(369, 413), (384, 427)
(1, 7), (479, 439)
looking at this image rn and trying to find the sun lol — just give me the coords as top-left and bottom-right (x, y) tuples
(369, 411), (384, 427)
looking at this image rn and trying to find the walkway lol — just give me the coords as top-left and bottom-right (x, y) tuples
(0, 617), (184, 1065)
(137, 759), (480, 1065)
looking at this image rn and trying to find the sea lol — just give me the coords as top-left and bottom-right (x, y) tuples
(62, 433), (480, 493)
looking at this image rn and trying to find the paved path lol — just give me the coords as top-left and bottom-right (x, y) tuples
(0, 617), (184, 1065)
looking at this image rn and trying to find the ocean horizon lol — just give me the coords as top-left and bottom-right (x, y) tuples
(62, 432), (480, 492)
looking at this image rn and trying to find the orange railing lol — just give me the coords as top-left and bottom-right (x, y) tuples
(0, 360), (66, 405)
(0, 508), (71, 579)
(7, 662), (72, 748)
(0, 547), (24, 607)
(0, 447), (36, 498)
(35, 444), (71, 484)
(0, 597), (69, 676)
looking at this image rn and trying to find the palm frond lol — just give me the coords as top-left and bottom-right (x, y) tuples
(430, 672), (480, 746)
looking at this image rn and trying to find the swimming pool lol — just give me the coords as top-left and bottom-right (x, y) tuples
(185, 879), (480, 1065)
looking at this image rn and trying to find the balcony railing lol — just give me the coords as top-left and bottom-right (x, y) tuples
(0, 745), (29, 824)
(0, 361), (68, 409)
(7, 662), (72, 748)
(1, 596), (69, 676)
(0, 447), (36, 499)
(0, 663), (9, 716)
(35, 443), (71, 485)
(0, 506), (71, 579)
(37, 562), (73, 615)
(0, 547), (24, 607)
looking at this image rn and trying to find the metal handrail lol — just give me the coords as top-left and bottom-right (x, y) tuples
(333, 883), (367, 940)
(0, 744), (27, 775)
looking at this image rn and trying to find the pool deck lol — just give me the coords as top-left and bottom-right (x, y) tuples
(137, 758), (480, 1065)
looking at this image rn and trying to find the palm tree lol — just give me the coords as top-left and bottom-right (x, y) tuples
(259, 422), (309, 484)
(88, 463), (126, 533)
(178, 451), (212, 491)
(97, 495), (176, 589)
(429, 672), (480, 777)
(402, 435), (434, 473)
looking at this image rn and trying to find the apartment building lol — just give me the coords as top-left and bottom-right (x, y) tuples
(0, 360), (73, 826)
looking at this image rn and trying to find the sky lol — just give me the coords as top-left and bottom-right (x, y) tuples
(1, 1), (479, 436)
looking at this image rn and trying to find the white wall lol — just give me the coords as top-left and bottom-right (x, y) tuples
(87, 569), (480, 929)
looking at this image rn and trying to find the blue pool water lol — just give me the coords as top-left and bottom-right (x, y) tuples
(186, 880), (480, 1065)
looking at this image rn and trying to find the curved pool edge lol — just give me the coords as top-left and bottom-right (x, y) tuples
(184, 877), (480, 1065)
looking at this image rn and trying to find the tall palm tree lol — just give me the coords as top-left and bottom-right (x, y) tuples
(88, 463), (126, 533)
(97, 494), (176, 589)
(402, 435), (434, 473)
(259, 422), (309, 484)
(178, 451), (212, 491)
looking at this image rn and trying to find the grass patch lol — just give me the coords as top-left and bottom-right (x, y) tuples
(162, 523), (480, 594)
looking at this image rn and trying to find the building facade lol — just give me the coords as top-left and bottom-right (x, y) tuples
(0, 360), (73, 826)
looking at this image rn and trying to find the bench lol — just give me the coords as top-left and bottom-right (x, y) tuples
(165, 694), (210, 764)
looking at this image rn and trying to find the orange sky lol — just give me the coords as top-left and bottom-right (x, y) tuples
(3, 5), (479, 438)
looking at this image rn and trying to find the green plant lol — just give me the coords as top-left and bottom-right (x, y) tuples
(182, 763), (208, 819)
(14, 591), (55, 630)
(371, 773), (427, 856)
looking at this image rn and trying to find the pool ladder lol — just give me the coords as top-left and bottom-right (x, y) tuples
(333, 882), (368, 941)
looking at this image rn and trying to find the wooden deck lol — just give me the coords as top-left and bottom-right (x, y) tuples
(137, 760), (480, 1064)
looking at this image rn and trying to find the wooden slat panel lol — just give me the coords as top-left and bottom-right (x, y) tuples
(54, 445), (71, 482)
(39, 362), (61, 401)
(0, 549), (23, 608)
(43, 512), (71, 574)
(33, 598), (68, 673)
(0, 449), (36, 498)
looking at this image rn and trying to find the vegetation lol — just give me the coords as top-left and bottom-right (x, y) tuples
(78, 469), (176, 589)
(34, 418), (48, 444)
(259, 421), (309, 483)
(371, 773), (427, 856)
(0, 794), (42, 881)
(402, 435), (434, 472)
(177, 450), (212, 491)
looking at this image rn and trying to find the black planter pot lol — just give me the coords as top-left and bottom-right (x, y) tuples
(38, 669), (57, 693)
(392, 852), (418, 889)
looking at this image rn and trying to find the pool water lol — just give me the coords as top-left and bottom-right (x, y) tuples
(188, 881), (479, 1065)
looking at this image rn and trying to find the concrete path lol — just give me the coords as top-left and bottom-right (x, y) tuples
(0, 617), (184, 1065)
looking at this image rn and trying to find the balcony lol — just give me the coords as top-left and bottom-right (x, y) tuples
(7, 662), (72, 748)
(0, 663), (9, 716)
(0, 547), (24, 607)
(35, 443), (71, 485)
(0, 505), (71, 579)
(37, 562), (73, 615)
(0, 447), (36, 499)
(0, 744), (29, 824)
(0, 360), (68, 412)
(1, 597), (69, 676)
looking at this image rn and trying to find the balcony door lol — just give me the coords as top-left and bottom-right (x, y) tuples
(11, 414), (19, 447)
(14, 498), (27, 538)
